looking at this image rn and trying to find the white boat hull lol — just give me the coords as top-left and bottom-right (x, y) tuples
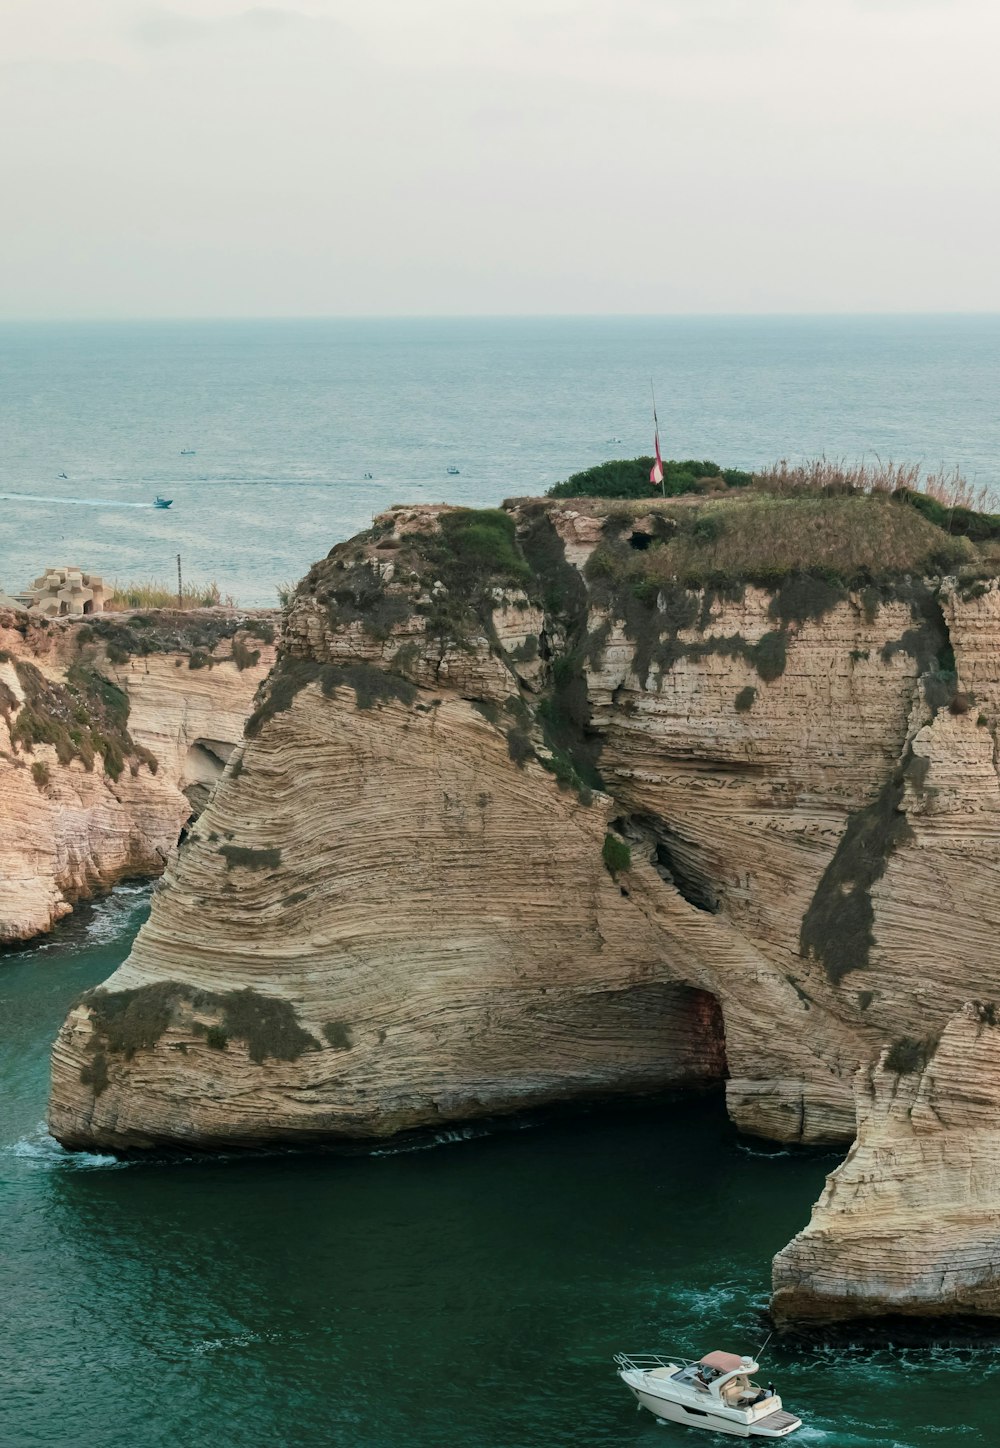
(633, 1384), (754, 1436)
(621, 1372), (801, 1438)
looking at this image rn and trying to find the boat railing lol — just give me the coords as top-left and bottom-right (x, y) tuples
(614, 1353), (692, 1374)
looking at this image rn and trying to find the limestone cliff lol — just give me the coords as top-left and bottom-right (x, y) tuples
(1, 608), (276, 942)
(46, 496), (1000, 1323)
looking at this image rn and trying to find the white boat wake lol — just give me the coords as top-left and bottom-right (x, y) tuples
(0, 492), (156, 508)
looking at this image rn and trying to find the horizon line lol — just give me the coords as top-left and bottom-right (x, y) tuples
(2, 309), (1000, 326)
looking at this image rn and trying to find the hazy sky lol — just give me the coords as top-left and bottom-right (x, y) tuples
(2, 0), (998, 317)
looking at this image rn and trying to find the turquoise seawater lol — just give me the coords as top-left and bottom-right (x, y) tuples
(1, 316), (999, 605)
(2, 892), (1000, 1447)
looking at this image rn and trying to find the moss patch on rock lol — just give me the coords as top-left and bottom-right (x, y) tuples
(80, 981), (319, 1068)
(884, 1036), (933, 1074)
(245, 659), (417, 738)
(322, 1021), (353, 1050)
(220, 844), (282, 871)
(800, 772), (915, 984)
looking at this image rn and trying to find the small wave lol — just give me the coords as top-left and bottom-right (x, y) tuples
(371, 1114), (543, 1157)
(797, 1339), (1000, 1375)
(192, 1330), (283, 1355)
(666, 1281), (749, 1315)
(3, 1124), (125, 1170)
(369, 1123), (495, 1156)
(83, 883), (153, 945)
(1, 881), (151, 960)
(737, 1143), (794, 1159)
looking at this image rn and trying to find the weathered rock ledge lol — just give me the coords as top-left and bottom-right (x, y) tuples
(46, 498), (1000, 1323)
(1, 607), (277, 942)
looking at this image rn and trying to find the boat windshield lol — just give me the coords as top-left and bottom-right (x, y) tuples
(671, 1364), (719, 1387)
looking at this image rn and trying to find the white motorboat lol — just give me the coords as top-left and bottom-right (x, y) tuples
(614, 1349), (801, 1438)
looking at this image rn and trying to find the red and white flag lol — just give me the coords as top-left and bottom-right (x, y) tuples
(650, 404), (664, 490)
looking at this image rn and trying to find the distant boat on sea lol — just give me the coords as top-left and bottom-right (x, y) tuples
(363, 471), (373, 479)
(153, 495), (173, 509)
(57, 471), (67, 479)
(180, 449), (196, 456)
(447, 466), (460, 475)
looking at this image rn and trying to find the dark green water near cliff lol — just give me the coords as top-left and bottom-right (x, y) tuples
(2, 891), (998, 1447)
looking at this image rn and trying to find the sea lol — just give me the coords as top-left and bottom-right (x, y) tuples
(3, 317), (1000, 1446)
(1, 316), (1000, 605)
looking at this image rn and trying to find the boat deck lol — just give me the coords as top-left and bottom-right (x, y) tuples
(756, 1409), (799, 1430)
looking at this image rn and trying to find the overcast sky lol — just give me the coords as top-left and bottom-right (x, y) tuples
(1, 0), (998, 318)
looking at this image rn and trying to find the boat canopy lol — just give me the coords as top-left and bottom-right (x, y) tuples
(700, 1352), (749, 1374)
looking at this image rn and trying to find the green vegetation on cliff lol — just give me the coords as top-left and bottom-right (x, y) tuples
(2, 658), (158, 781)
(585, 492), (974, 595)
(78, 611), (274, 668)
(253, 483), (991, 817)
(547, 457), (752, 500)
(602, 833), (632, 876)
(245, 659), (417, 738)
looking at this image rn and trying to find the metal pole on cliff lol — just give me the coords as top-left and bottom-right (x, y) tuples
(176, 554), (183, 611)
(650, 380), (665, 498)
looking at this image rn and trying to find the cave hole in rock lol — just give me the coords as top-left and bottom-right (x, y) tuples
(628, 529), (653, 551)
(686, 986), (728, 1083)
(614, 813), (721, 914)
(580, 980), (728, 1095)
(182, 738), (235, 824)
(651, 982), (728, 1087)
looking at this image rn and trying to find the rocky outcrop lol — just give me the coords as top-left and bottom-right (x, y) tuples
(46, 500), (1000, 1322)
(772, 1004), (1000, 1323)
(1, 608), (276, 942)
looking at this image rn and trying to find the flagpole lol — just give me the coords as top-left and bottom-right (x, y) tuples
(651, 379), (664, 498)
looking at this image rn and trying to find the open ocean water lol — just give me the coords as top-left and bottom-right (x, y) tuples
(1, 315), (1000, 605)
(3, 318), (1000, 1444)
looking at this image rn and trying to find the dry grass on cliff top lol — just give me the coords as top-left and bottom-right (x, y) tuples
(624, 492), (976, 588)
(753, 457), (998, 513)
(110, 578), (236, 610)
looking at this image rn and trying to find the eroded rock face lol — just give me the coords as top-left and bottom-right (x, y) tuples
(0, 609), (276, 942)
(46, 504), (1000, 1321)
(50, 684), (726, 1149)
(773, 1004), (1000, 1322)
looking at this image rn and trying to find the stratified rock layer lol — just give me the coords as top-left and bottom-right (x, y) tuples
(47, 502), (1000, 1322)
(1, 609), (276, 941)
